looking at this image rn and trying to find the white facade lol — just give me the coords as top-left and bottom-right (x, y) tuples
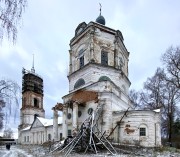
(62, 20), (161, 147)
(19, 117), (63, 144)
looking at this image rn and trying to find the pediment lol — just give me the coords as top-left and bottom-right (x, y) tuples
(31, 118), (43, 128)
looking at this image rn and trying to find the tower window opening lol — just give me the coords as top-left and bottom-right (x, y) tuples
(23, 97), (26, 107)
(119, 57), (124, 69)
(101, 51), (108, 66)
(34, 98), (39, 108)
(80, 56), (84, 68)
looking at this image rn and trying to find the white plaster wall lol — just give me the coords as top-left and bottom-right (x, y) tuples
(22, 109), (45, 126)
(112, 111), (161, 147)
(69, 64), (130, 93)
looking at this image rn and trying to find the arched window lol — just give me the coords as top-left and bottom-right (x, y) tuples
(99, 76), (111, 82)
(34, 98), (39, 108)
(74, 78), (85, 89)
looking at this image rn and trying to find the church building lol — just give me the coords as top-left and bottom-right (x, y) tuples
(18, 10), (161, 147)
(61, 11), (161, 147)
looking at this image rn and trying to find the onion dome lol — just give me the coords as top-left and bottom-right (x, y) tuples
(96, 15), (106, 25)
(96, 3), (106, 25)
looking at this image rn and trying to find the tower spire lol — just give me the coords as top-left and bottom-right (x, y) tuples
(99, 3), (102, 15)
(31, 54), (35, 73)
(96, 3), (105, 25)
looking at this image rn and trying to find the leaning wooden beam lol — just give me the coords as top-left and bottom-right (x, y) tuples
(107, 107), (130, 139)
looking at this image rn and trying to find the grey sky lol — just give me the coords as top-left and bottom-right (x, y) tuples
(0, 0), (180, 136)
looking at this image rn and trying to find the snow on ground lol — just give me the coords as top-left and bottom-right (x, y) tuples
(0, 145), (33, 157)
(0, 145), (180, 157)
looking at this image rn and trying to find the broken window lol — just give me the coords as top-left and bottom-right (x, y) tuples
(80, 56), (84, 68)
(140, 128), (146, 136)
(24, 136), (26, 142)
(101, 51), (108, 66)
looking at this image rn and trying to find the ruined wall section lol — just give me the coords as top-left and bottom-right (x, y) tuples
(112, 110), (161, 147)
(93, 28), (115, 66)
(70, 30), (91, 74)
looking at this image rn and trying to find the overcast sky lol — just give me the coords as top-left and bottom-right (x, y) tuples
(0, 0), (180, 137)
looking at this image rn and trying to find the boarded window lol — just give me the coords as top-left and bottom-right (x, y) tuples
(140, 128), (146, 136)
(80, 56), (84, 68)
(101, 51), (108, 66)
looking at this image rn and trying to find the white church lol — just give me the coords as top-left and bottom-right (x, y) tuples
(18, 11), (161, 147)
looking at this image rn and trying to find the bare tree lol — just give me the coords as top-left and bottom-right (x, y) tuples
(0, 0), (27, 43)
(0, 79), (20, 130)
(140, 68), (166, 109)
(129, 89), (141, 109)
(3, 127), (13, 138)
(140, 68), (180, 143)
(161, 46), (180, 89)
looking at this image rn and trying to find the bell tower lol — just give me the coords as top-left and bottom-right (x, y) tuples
(19, 62), (45, 129)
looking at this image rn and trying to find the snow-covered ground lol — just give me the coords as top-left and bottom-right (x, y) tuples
(0, 145), (33, 157)
(0, 145), (180, 157)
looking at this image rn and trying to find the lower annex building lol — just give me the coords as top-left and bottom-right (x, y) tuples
(18, 12), (161, 147)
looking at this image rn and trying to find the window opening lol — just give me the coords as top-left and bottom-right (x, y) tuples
(48, 134), (51, 140)
(68, 130), (72, 136)
(34, 98), (39, 108)
(140, 128), (146, 136)
(101, 51), (108, 65)
(88, 108), (93, 115)
(80, 56), (84, 68)
(60, 133), (63, 140)
(67, 113), (72, 119)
